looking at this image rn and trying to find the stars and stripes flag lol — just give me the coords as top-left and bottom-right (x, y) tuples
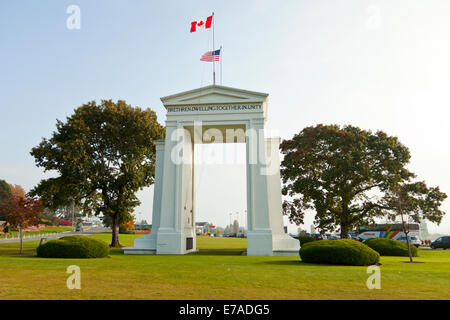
(190, 15), (213, 32)
(200, 49), (221, 62)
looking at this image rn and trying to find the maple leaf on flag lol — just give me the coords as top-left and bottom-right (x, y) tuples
(190, 15), (213, 32)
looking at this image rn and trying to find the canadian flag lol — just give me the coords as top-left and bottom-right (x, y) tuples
(190, 15), (213, 32)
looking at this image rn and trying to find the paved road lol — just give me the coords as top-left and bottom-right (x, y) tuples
(0, 227), (111, 244)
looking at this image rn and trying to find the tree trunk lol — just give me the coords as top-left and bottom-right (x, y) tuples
(399, 207), (413, 262)
(405, 229), (413, 263)
(340, 206), (349, 239)
(340, 223), (349, 239)
(19, 227), (23, 255)
(110, 213), (121, 247)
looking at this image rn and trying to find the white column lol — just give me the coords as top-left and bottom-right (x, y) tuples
(265, 137), (300, 256)
(265, 137), (285, 235)
(156, 121), (183, 254)
(246, 118), (273, 256)
(180, 125), (195, 253)
(123, 139), (165, 254)
(151, 140), (166, 241)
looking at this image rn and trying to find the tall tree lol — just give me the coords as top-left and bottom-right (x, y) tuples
(29, 100), (165, 247)
(0, 179), (13, 221)
(280, 124), (415, 238)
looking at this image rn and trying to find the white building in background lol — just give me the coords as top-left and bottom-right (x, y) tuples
(123, 85), (300, 256)
(419, 220), (429, 240)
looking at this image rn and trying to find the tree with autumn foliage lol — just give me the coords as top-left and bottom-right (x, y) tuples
(121, 219), (135, 233)
(102, 214), (135, 233)
(9, 184), (26, 198)
(0, 196), (43, 253)
(280, 124), (446, 239)
(29, 100), (165, 247)
(0, 196), (43, 229)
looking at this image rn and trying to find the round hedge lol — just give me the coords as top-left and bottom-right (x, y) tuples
(36, 235), (110, 258)
(364, 238), (418, 257)
(297, 235), (316, 246)
(299, 239), (380, 266)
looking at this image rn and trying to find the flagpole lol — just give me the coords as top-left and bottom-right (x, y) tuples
(220, 45), (223, 85)
(212, 12), (215, 85)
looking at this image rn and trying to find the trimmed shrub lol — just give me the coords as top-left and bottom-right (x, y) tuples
(365, 238), (418, 257)
(300, 239), (380, 266)
(36, 235), (109, 258)
(298, 235), (316, 246)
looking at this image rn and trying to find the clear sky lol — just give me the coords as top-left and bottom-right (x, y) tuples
(1, 0), (449, 234)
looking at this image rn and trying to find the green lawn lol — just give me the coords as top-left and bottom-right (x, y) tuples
(0, 233), (449, 300)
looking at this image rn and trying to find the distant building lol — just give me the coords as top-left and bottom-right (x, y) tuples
(195, 222), (216, 235)
(195, 222), (207, 234)
(419, 220), (429, 240)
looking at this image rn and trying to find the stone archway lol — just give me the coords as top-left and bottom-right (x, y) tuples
(123, 85), (299, 256)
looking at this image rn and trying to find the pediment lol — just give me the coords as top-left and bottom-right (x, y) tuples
(160, 85), (268, 107)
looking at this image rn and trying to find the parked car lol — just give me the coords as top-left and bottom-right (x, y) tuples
(396, 235), (421, 248)
(311, 234), (324, 240)
(430, 236), (450, 249)
(225, 233), (237, 238)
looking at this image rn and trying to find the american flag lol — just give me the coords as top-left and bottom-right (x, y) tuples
(200, 49), (221, 62)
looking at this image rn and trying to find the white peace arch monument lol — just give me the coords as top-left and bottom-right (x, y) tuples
(123, 85), (299, 256)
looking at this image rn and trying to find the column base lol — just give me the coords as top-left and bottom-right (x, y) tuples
(156, 228), (183, 254)
(123, 247), (157, 255)
(271, 249), (300, 256)
(247, 229), (273, 256)
(123, 233), (157, 255)
(246, 230), (300, 256)
(272, 233), (300, 256)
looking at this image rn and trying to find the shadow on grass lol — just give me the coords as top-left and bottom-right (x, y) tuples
(0, 247), (36, 257)
(0, 252), (38, 259)
(109, 248), (127, 256)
